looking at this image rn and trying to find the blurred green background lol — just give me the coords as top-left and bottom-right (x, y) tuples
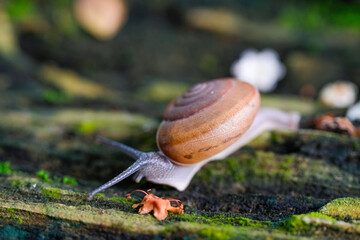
(1, 0), (360, 108)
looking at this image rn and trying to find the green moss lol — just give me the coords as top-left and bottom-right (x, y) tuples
(0, 191), (354, 239)
(77, 120), (98, 134)
(205, 215), (269, 227)
(249, 152), (295, 182)
(6, 208), (16, 215)
(37, 170), (52, 182)
(173, 213), (196, 222)
(62, 176), (78, 186)
(4, 208), (23, 224)
(174, 213), (270, 228)
(270, 131), (283, 144)
(196, 151), (297, 187)
(319, 197), (360, 220)
(0, 162), (12, 174)
(236, 217), (268, 227)
(94, 193), (105, 198)
(248, 130), (297, 148)
(41, 187), (62, 199)
(110, 197), (136, 204)
(226, 158), (246, 182)
(11, 180), (21, 187)
(279, 155), (294, 182)
(305, 212), (336, 221)
(282, 215), (310, 233)
(282, 212), (336, 233)
(199, 226), (232, 240)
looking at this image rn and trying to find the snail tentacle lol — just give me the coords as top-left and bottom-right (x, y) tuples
(89, 138), (175, 199)
(88, 156), (150, 199)
(96, 135), (145, 159)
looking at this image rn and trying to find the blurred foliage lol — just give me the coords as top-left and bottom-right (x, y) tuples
(4, 0), (77, 34)
(2, 0), (359, 96)
(42, 89), (73, 104)
(36, 169), (78, 185)
(77, 120), (98, 134)
(0, 162), (12, 174)
(5, 0), (37, 22)
(39, 65), (114, 99)
(62, 176), (78, 186)
(136, 81), (189, 102)
(36, 169), (51, 182)
(5, 0), (360, 32)
(278, 0), (360, 31)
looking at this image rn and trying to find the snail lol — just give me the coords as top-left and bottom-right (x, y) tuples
(88, 78), (300, 199)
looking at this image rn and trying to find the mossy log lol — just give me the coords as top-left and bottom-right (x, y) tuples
(0, 126), (359, 239)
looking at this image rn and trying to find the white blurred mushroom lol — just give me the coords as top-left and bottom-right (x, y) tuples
(230, 49), (286, 92)
(319, 81), (358, 108)
(74, 0), (127, 40)
(346, 101), (360, 121)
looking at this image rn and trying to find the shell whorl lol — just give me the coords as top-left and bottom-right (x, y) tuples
(156, 78), (260, 165)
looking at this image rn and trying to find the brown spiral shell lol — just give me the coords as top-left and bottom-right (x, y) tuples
(156, 78), (260, 165)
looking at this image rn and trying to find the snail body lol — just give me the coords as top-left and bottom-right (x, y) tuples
(88, 78), (300, 199)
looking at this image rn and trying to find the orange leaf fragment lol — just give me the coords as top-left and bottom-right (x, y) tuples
(126, 189), (184, 220)
(314, 113), (358, 137)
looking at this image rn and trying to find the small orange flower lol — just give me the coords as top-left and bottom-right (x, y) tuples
(126, 189), (184, 220)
